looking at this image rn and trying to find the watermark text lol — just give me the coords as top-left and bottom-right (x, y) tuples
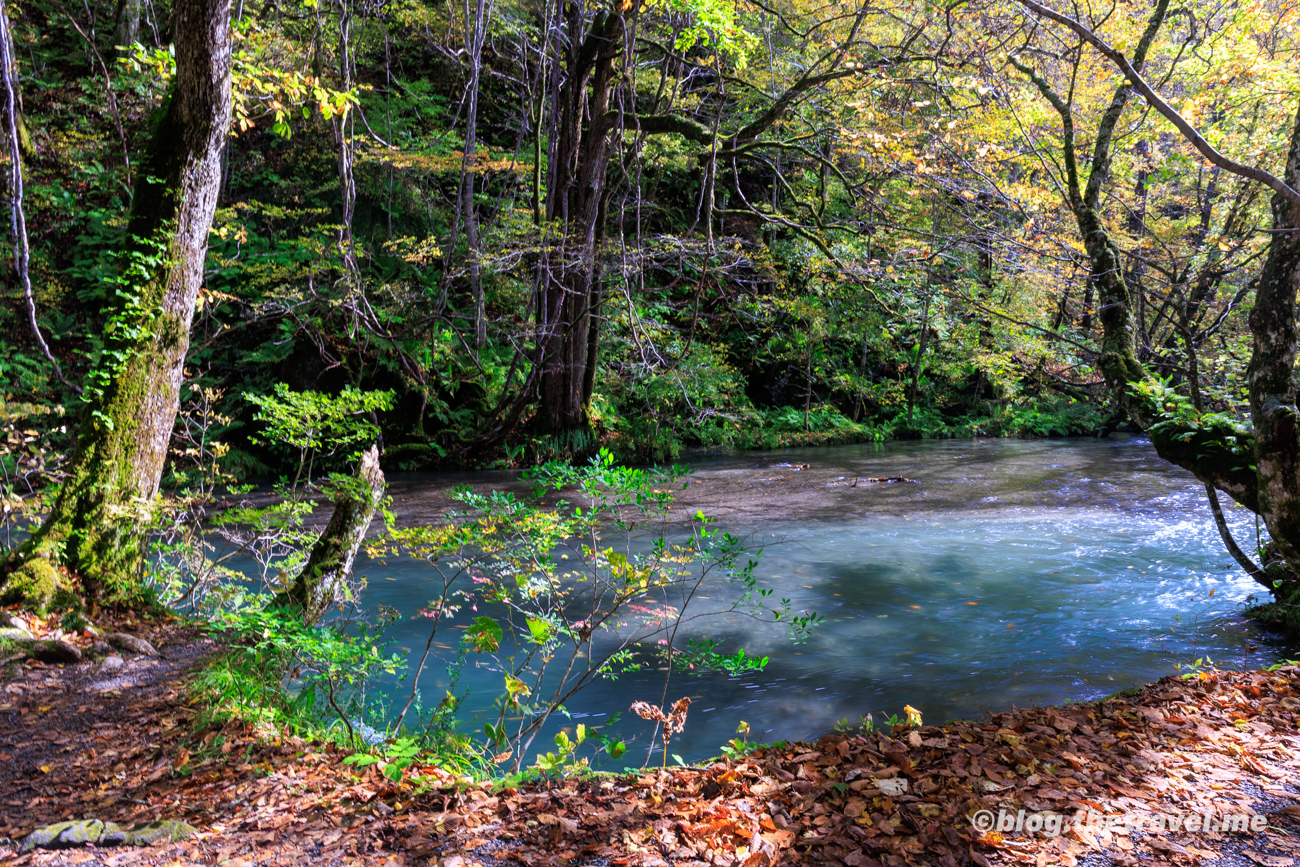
(970, 808), (1268, 838)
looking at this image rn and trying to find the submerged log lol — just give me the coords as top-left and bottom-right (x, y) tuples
(276, 444), (385, 623)
(832, 476), (919, 487)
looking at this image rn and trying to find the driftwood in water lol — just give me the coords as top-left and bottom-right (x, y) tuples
(823, 476), (920, 488)
(276, 444), (385, 623)
(850, 476), (918, 486)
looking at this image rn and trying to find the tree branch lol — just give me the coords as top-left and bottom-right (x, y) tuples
(1018, 0), (1300, 210)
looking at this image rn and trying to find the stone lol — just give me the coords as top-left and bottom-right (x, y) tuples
(11, 637), (82, 664)
(96, 655), (125, 674)
(107, 632), (159, 657)
(353, 719), (386, 746)
(19, 819), (192, 851)
(0, 626), (33, 641)
(91, 640), (112, 656)
(121, 820), (196, 845)
(19, 819), (125, 851)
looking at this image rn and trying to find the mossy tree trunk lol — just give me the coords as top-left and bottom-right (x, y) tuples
(275, 444), (386, 624)
(1, 0), (232, 608)
(1019, 1), (1300, 611)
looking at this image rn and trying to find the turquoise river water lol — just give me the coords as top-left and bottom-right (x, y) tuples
(346, 435), (1296, 763)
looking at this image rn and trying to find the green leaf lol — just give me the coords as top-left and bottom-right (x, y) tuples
(526, 617), (553, 645)
(465, 616), (503, 652)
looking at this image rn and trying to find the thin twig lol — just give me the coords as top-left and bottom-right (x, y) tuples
(1, 2), (79, 393)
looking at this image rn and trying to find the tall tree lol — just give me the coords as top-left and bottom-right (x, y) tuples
(534, 1), (628, 435)
(528, 0), (891, 437)
(1, 0), (233, 607)
(1016, 0), (1300, 607)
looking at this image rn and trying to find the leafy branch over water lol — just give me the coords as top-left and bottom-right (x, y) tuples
(370, 448), (823, 771)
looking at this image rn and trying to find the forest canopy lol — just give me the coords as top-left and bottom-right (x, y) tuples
(1, 0), (1299, 616)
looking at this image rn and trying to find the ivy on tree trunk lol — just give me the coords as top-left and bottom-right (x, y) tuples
(0, 0), (232, 608)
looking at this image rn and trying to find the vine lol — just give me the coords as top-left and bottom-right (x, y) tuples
(81, 231), (171, 431)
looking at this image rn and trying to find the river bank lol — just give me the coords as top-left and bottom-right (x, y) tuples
(3, 618), (1299, 867)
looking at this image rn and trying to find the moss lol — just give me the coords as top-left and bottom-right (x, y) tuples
(1102, 686), (1145, 701)
(1246, 579), (1300, 638)
(2, 558), (67, 613)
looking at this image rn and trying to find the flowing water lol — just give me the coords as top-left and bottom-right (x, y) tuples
(352, 435), (1296, 764)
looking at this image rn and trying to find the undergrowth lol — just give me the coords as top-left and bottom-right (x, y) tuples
(597, 398), (1104, 464)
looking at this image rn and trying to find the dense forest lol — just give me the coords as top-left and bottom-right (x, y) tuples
(2, 0), (1299, 606)
(2, 1), (1300, 862)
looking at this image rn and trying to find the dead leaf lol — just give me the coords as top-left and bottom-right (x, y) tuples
(1244, 852), (1295, 867)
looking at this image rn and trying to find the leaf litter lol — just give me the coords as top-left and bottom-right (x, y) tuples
(2, 622), (1299, 866)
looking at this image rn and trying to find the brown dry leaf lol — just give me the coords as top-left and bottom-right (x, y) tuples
(1244, 853), (1296, 867)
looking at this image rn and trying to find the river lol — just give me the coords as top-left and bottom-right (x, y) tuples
(353, 435), (1296, 764)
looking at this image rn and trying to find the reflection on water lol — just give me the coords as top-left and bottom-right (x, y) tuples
(354, 435), (1295, 763)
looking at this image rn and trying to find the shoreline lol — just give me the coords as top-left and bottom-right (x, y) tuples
(3, 620), (1299, 866)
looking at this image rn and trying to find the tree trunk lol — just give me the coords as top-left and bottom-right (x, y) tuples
(115, 0), (142, 53)
(1246, 103), (1300, 572)
(276, 444), (385, 624)
(1, 0), (232, 608)
(535, 4), (626, 435)
(2, 0), (72, 390)
(462, 0), (487, 353)
(0, 2), (34, 163)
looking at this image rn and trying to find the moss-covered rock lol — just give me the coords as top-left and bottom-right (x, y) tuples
(122, 820), (196, 845)
(20, 819), (123, 851)
(2, 558), (66, 613)
(20, 637), (83, 664)
(19, 818), (194, 851)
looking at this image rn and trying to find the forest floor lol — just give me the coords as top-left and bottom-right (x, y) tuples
(2, 619), (1300, 867)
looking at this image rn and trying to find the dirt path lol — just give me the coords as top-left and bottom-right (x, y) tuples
(0, 620), (402, 866)
(3, 622), (1300, 866)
